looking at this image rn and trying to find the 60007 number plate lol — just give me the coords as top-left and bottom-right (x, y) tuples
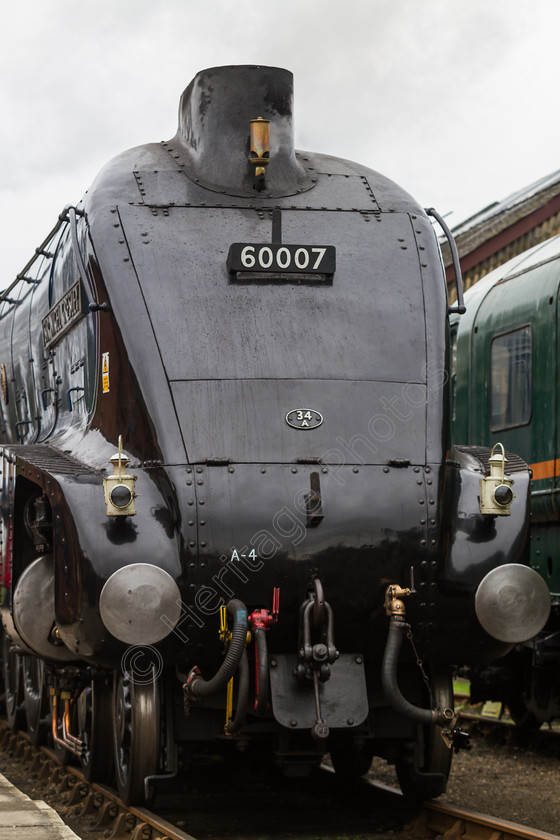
(228, 243), (336, 275)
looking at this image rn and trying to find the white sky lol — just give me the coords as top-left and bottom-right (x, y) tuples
(1, 0), (558, 283)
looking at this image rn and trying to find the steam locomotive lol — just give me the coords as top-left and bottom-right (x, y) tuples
(0, 65), (550, 804)
(451, 234), (560, 726)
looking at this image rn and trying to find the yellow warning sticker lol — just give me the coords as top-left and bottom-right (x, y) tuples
(102, 352), (110, 394)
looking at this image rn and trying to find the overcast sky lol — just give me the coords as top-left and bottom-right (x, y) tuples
(1, 0), (559, 284)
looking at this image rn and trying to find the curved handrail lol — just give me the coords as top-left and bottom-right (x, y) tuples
(426, 207), (466, 315)
(0, 205), (73, 304)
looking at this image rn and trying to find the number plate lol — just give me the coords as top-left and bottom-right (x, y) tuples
(227, 243), (336, 275)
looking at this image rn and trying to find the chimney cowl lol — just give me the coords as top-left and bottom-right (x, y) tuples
(172, 65), (315, 198)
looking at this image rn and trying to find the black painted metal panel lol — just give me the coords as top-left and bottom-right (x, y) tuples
(120, 206), (426, 384)
(171, 378), (426, 464)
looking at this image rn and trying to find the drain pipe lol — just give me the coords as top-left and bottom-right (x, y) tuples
(381, 585), (454, 728)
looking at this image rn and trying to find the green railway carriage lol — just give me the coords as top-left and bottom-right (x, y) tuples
(452, 234), (560, 725)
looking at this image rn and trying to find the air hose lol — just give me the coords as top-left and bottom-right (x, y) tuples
(381, 616), (451, 727)
(225, 649), (249, 735)
(186, 598), (248, 699)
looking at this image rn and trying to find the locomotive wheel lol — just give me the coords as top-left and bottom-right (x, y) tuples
(22, 656), (48, 744)
(1, 631), (24, 729)
(113, 669), (160, 804)
(395, 667), (453, 801)
(77, 675), (114, 781)
(329, 739), (375, 778)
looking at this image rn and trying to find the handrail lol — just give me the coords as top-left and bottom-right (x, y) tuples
(426, 206), (466, 315)
(68, 206), (94, 298)
(0, 205), (74, 305)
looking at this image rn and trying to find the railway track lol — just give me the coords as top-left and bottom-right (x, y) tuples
(0, 722), (558, 840)
(0, 724), (196, 840)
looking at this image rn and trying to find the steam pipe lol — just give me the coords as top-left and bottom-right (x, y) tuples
(186, 599), (248, 699)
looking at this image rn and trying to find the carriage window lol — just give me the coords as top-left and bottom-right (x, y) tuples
(490, 326), (532, 430)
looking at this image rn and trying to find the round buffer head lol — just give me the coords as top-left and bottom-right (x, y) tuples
(100, 563), (182, 645)
(475, 563), (551, 644)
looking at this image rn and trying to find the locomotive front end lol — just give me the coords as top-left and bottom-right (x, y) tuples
(0, 64), (548, 804)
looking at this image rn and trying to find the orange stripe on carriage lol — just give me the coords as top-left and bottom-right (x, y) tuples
(529, 459), (558, 481)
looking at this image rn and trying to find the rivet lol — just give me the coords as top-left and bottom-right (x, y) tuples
(290, 720), (298, 727)
(199, 500), (205, 505)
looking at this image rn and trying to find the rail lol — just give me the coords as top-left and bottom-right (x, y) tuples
(420, 799), (560, 840)
(0, 725), (197, 840)
(1, 722), (559, 840)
